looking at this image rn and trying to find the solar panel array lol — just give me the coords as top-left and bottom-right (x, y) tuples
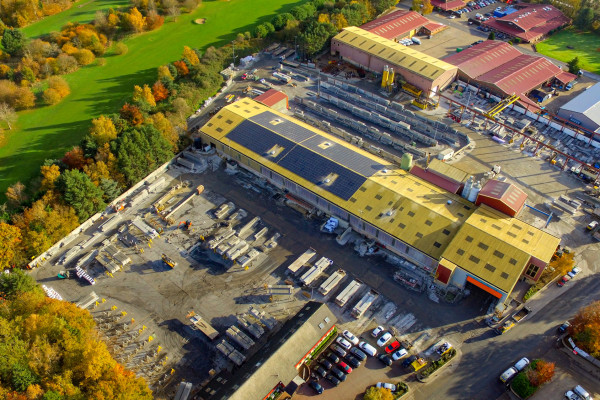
(226, 112), (376, 200)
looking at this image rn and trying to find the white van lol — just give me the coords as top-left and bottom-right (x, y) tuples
(358, 341), (378, 357)
(499, 367), (517, 383)
(574, 385), (591, 400)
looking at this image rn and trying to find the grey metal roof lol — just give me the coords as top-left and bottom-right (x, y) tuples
(560, 82), (600, 126)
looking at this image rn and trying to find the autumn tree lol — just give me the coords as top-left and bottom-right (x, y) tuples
(61, 146), (88, 170)
(114, 42), (129, 55)
(527, 360), (555, 386)
(0, 103), (17, 129)
(0, 223), (21, 269)
(89, 115), (117, 146)
(42, 88), (61, 105)
(40, 164), (61, 191)
(58, 169), (106, 221)
(122, 7), (145, 32)
(157, 64), (173, 81)
(422, 0), (433, 14)
(570, 300), (600, 356)
(145, 10), (165, 30)
(0, 80), (35, 109)
(5, 182), (27, 206)
(83, 160), (110, 186)
(173, 60), (189, 76)
(364, 386), (394, 400)
(150, 112), (178, 148)
(74, 49), (96, 65)
(411, 0), (423, 11)
(549, 252), (575, 277)
(152, 81), (169, 102)
(120, 103), (144, 126)
(47, 76), (70, 97)
(182, 46), (200, 66)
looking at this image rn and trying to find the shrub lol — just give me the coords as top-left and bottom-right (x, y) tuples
(42, 88), (61, 104)
(511, 373), (537, 398)
(75, 49), (96, 65)
(97, 58), (106, 66)
(523, 286), (539, 302)
(114, 42), (129, 55)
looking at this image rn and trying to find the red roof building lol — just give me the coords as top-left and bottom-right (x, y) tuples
(482, 4), (571, 43)
(253, 89), (289, 112)
(431, 0), (466, 11)
(360, 9), (447, 40)
(475, 180), (528, 217)
(409, 166), (463, 194)
(444, 41), (576, 108)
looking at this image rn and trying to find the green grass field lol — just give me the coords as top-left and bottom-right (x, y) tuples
(0, 0), (303, 196)
(23, 0), (131, 38)
(537, 29), (600, 74)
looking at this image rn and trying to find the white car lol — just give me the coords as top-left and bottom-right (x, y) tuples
(449, 15), (456, 18)
(376, 382), (397, 391)
(514, 357), (530, 371)
(565, 390), (579, 400)
(567, 267), (581, 278)
(499, 367), (518, 382)
(342, 330), (359, 346)
(392, 348), (408, 360)
(377, 332), (392, 347)
(371, 326), (384, 337)
(336, 337), (352, 350)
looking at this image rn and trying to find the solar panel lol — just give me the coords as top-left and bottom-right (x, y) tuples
(250, 111), (314, 142)
(226, 120), (294, 163)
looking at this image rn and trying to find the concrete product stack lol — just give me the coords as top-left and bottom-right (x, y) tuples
(351, 290), (378, 318)
(216, 340), (245, 366)
(237, 248), (261, 269)
(249, 306), (277, 330)
(319, 269), (347, 295)
(226, 241), (250, 261)
(236, 315), (264, 340)
(208, 228), (235, 249)
(75, 291), (99, 309)
(189, 315), (219, 340)
(95, 252), (121, 274)
(75, 266), (95, 285)
(42, 285), (63, 301)
(262, 233), (281, 250)
(287, 248), (318, 275)
(146, 176), (167, 193)
(273, 72), (291, 83)
(177, 157), (195, 170)
(214, 202), (235, 219)
(174, 382), (193, 400)
(129, 188), (149, 208)
(132, 218), (158, 239)
(252, 227), (268, 242)
(238, 217), (261, 237)
(99, 214), (122, 232)
(59, 246), (82, 265)
(226, 325), (255, 351)
(216, 236), (240, 255)
(335, 279), (363, 307)
(300, 257), (333, 286)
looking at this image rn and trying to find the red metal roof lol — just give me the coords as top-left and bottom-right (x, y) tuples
(254, 89), (288, 108)
(422, 21), (447, 34)
(444, 41), (521, 79)
(554, 71), (577, 85)
(482, 4), (570, 42)
(431, 0), (466, 10)
(360, 10), (430, 40)
(409, 166), (462, 194)
(477, 180), (527, 214)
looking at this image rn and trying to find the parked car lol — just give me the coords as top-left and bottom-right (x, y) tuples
(449, 14), (456, 18)
(359, 341), (378, 357)
(330, 367), (346, 381)
(392, 348), (408, 361)
(314, 366), (327, 378)
(345, 354), (361, 368)
(338, 361), (353, 374)
(336, 337), (352, 350)
(500, 367), (518, 382)
(372, 326), (385, 337)
(331, 345), (347, 358)
(587, 220), (598, 230)
(377, 332), (393, 347)
(325, 374), (341, 386)
(574, 385), (591, 400)
(350, 347), (367, 361)
(326, 352), (340, 364)
(565, 390), (580, 400)
(566, 81), (577, 90)
(402, 355), (417, 368)
(514, 358), (530, 371)
(342, 330), (359, 346)
(309, 380), (323, 394)
(320, 359), (332, 370)
(557, 321), (571, 334)
(378, 354), (393, 366)
(557, 274), (571, 287)
(568, 266), (581, 278)
(385, 341), (401, 354)
(436, 342), (452, 355)
(376, 382), (397, 391)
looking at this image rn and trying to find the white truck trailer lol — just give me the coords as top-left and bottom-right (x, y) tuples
(335, 279), (363, 307)
(318, 269), (346, 295)
(351, 289), (378, 318)
(299, 257), (333, 286)
(286, 248), (317, 275)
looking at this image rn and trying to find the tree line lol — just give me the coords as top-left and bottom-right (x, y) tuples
(532, 0), (600, 33)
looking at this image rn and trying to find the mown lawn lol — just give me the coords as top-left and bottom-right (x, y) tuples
(0, 0), (304, 196)
(537, 29), (600, 74)
(23, 0), (131, 38)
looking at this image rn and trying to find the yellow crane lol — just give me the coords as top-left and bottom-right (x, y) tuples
(484, 94), (520, 119)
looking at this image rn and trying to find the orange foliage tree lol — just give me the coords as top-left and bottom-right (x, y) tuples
(527, 360), (555, 386)
(152, 81), (169, 102)
(173, 60), (189, 76)
(120, 103), (144, 126)
(61, 146), (89, 170)
(570, 300), (600, 357)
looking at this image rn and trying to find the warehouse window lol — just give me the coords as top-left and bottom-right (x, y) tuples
(359, 187), (367, 192)
(492, 224), (502, 230)
(225, 119), (233, 124)
(365, 205), (372, 211)
(425, 220), (433, 226)
(465, 236), (473, 242)
(480, 218), (487, 223)
(509, 258), (518, 265)
(484, 263), (496, 272)
(433, 242), (442, 248)
(500, 272), (509, 279)
(469, 255), (480, 264)
(507, 232), (517, 238)
(207, 122), (213, 127)
(216, 127), (223, 132)
(349, 197), (357, 203)
(525, 264), (539, 278)
(512, 224), (523, 230)
(493, 250), (504, 259)
(457, 212), (464, 217)
(478, 242), (489, 251)
(390, 218), (395, 223)
(217, 115), (223, 119)
(464, 205), (471, 210)
(391, 180), (397, 184)
(527, 231), (534, 236)
(442, 229), (451, 235)
(522, 238), (530, 244)
(407, 188), (414, 192)
(375, 194), (383, 200)
(415, 232), (423, 238)
(407, 211), (415, 217)
(456, 248), (465, 256)
(399, 223), (406, 229)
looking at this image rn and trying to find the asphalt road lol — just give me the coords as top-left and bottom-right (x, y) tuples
(412, 275), (600, 399)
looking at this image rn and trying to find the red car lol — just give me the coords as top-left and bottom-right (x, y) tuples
(385, 340), (400, 354)
(338, 361), (352, 374)
(241, 73), (247, 80)
(557, 274), (570, 287)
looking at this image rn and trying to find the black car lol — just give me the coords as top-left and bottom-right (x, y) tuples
(331, 345), (347, 358)
(345, 354), (361, 369)
(326, 352), (340, 364)
(309, 380), (323, 394)
(557, 321), (570, 334)
(325, 374), (341, 386)
(378, 354), (393, 366)
(402, 355), (418, 368)
(314, 366), (327, 378)
(330, 367), (347, 382)
(320, 359), (333, 370)
(350, 347), (367, 361)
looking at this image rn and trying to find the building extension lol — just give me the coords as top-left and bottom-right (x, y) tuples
(330, 26), (457, 96)
(482, 4), (571, 43)
(253, 89), (289, 112)
(203, 302), (337, 400)
(360, 9), (447, 40)
(197, 98), (560, 303)
(444, 40), (575, 106)
(557, 82), (600, 135)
